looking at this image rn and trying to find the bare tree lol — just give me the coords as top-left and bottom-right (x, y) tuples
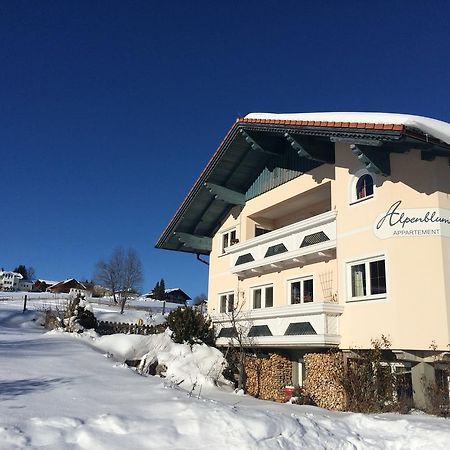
(120, 248), (143, 314)
(94, 253), (122, 304)
(94, 247), (143, 313)
(225, 292), (253, 391)
(13, 265), (36, 281)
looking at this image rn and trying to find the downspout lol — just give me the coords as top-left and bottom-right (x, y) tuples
(196, 253), (209, 266)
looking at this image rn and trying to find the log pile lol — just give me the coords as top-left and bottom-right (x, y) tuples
(303, 352), (346, 410)
(245, 352), (292, 402)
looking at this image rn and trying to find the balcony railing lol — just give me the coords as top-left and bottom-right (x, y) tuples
(226, 210), (337, 278)
(214, 301), (344, 348)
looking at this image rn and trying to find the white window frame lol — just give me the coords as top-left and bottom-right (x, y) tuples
(349, 169), (375, 205)
(220, 227), (238, 255)
(250, 284), (274, 309)
(346, 255), (387, 302)
(218, 291), (235, 314)
(287, 276), (314, 305)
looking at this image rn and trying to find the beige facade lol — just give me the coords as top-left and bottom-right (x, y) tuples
(209, 145), (450, 352)
(157, 112), (450, 407)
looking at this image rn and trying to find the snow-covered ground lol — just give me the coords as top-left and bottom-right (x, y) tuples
(0, 294), (171, 326)
(1, 301), (450, 449)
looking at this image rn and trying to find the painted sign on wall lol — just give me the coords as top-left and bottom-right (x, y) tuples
(374, 200), (450, 239)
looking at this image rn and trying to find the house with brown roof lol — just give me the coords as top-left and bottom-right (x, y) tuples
(47, 278), (87, 296)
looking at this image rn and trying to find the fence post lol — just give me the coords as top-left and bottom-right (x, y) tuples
(23, 294), (28, 313)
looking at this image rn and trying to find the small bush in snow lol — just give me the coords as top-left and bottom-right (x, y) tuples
(75, 306), (97, 330)
(41, 295), (97, 332)
(166, 307), (215, 346)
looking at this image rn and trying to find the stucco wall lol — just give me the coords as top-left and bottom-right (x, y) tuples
(335, 144), (450, 350)
(208, 143), (450, 351)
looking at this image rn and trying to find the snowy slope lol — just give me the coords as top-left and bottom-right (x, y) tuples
(245, 112), (450, 145)
(1, 301), (450, 449)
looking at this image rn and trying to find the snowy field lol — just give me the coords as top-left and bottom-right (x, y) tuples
(0, 293), (176, 326)
(1, 301), (450, 449)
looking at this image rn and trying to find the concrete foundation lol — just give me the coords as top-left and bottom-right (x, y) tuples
(411, 362), (435, 411)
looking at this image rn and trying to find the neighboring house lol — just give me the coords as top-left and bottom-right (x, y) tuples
(156, 112), (450, 409)
(33, 279), (59, 292)
(48, 278), (87, 297)
(0, 271), (23, 291)
(91, 284), (112, 298)
(144, 288), (191, 305)
(18, 279), (33, 292)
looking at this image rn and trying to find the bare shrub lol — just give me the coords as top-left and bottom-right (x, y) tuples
(291, 386), (316, 406)
(422, 366), (450, 417)
(39, 295), (97, 333)
(341, 336), (411, 413)
(42, 309), (61, 330)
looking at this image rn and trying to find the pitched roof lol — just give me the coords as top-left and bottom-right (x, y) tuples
(156, 112), (450, 255)
(244, 112), (450, 144)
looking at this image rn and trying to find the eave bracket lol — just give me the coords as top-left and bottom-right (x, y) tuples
(239, 129), (278, 156)
(174, 232), (212, 252)
(204, 182), (246, 205)
(284, 133), (334, 164)
(351, 144), (391, 176)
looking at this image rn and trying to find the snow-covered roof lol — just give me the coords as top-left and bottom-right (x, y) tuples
(157, 111), (450, 254)
(36, 279), (59, 286)
(0, 271), (23, 279)
(165, 288), (181, 293)
(245, 112), (450, 145)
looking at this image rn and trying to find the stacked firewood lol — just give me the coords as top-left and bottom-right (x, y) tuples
(245, 353), (292, 402)
(303, 352), (346, 410)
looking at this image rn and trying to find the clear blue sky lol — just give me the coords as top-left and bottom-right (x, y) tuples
(1, 1), (449, 297)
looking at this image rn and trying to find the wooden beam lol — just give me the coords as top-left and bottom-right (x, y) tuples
(330, 136), (382, 146)
(204, 182), (246, 205)
(284, 133), (334, 164)
(351, 144), (391, 176)
(174, 232), (212, 252)
(239, 129), (278, 156)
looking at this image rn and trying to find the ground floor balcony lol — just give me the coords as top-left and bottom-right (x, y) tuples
(226, 211), (337, 279)
(214, 301), (344, 348)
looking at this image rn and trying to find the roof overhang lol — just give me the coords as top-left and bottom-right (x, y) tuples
(156, 117), (450, 255)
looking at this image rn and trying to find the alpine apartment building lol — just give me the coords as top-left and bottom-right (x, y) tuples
(157, 112), (450, 408)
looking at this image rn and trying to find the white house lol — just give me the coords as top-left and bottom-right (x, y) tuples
(0, 271), (24, 291)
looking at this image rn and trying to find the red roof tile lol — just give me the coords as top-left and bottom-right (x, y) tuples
(237, 117), (406, 132)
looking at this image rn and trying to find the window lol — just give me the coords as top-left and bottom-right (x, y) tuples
(221, 228), (238, 254)
(356, 174), (374, 200)
(350, 170), (375, 205)
(219, 292), (234, 313)
(348, 257), (386, 301)
(356, 173), (373, 200)
(289, 277), (314, 304)
(251, 285), (274, 309)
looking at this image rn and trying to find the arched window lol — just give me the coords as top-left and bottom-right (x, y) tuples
(356, 174), (374, 200)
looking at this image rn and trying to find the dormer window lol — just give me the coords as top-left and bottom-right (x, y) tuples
(356, 174), (374, 200)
